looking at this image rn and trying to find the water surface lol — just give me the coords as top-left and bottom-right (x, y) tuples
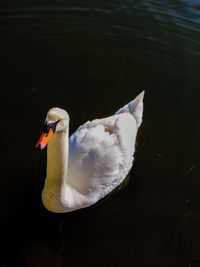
(1, 0), (200, 266)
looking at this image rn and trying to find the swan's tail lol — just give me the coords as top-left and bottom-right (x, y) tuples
(115, 91), (144, 128)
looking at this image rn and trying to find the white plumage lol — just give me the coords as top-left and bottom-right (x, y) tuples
(36, 91), (144, 213)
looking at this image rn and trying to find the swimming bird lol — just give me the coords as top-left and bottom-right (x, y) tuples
(36, 91), (144, 213)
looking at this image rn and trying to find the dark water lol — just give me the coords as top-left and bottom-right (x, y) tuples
(1, 0), (200, 266)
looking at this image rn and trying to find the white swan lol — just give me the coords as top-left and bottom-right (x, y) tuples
(36, 91), (144, 213)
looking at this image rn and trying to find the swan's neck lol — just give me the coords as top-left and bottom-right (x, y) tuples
(47, 130), (68, 188)
(42, 128), (72, 212)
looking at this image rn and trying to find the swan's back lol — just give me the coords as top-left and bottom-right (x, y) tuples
(67, 92), (144, 205)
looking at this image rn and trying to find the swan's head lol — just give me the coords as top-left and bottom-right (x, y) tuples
(36, 108), (69, 150)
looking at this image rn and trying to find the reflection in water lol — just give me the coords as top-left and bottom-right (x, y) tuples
(0, 0), (200, 266)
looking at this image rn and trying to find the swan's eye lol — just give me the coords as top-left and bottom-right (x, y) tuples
(43, 120), (60, 133)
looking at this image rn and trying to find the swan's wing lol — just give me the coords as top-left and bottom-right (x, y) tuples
(115, 91), (144, 128)
(67, 113), (137, 203)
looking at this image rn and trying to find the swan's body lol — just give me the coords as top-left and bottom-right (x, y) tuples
(36, 92), (144, 213)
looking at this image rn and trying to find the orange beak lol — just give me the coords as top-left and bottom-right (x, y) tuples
(36, 128), (53, 150)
